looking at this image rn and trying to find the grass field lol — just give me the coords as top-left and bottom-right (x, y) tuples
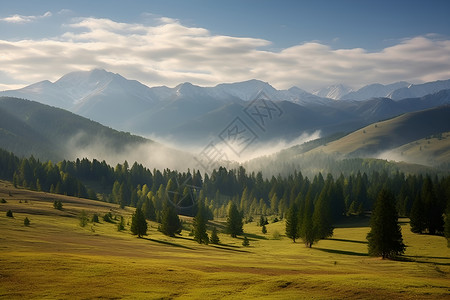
(0, 180), (449, 299)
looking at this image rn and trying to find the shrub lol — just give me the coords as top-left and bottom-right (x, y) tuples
(79, 210), (89, 227)
(272, 230), (281, 240)
(24, 217), (30, 226)
(92, 213), (99, 223)
(103, 212), (113, 223)
(6, 210), (13, 217)
(1, 198), (6, 203)
(53, 200), (63, 210)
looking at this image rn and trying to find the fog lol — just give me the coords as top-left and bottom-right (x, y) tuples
(64, 130), (321, 173)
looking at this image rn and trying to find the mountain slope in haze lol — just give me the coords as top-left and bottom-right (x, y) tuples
(388, 79), (450, 100)
(312, 84), (353, 100)
(341, 81), (410, 101)
(313, 105), (450, 162)
(0, 97), (194, 170)
(378, 132), (450, 167)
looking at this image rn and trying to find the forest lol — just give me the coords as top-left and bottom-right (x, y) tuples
(1, 147), (448, 243)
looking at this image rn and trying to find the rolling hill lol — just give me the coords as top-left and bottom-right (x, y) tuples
(0, 97), (195, 170)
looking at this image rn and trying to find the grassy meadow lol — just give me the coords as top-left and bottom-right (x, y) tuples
(0, 180), (449, 299)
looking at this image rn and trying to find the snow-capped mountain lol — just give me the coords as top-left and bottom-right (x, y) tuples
(312, 84), (353, 100)
(341, 81), (410, 101)
(388, 79), (450, 100)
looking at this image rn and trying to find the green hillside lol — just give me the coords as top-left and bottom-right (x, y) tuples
(313, 105), (450, 166)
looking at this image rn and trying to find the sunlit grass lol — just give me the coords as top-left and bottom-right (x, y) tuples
(0, 180), (449, 299)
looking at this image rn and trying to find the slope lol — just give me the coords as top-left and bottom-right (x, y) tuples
(313, 105), (450, 161)
(0, 97), (194, 170)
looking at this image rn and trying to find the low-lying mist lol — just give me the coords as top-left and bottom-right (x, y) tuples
(64, 130), (322, 173)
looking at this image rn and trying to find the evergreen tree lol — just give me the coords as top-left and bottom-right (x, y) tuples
(410, 195), (426, 233)
(117, 216), (126, 231)
(142, 197), (156, 221)
(210, 226), (220, 244)
(242, 236), (250, 247)
(24, 217), (30, 226)
(300, 194), (316, 248)
(6, 210), (13, 217)
(367, 189), (405, 259)
(130, 207), (147, 237)
(193, 200), (209, 244)
(313, 189), (334, 239)
(445, 202), (450, 247)
(262, 224), (267, 234)
(285, 202), (300, 242)
(159, 202), (182, 237)
(226, 202), (243, 238)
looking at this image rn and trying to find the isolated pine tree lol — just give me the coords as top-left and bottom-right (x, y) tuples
(6, 210), (13, 217)
(210, 226), (220, 244)
(242, 236), (250, 247)
(226, 202), (243, 238)
(367, 189), (405, 259)
(24, 217), (30, 226)
(193, 200), (209, 244)
(117, 215), (126, 231)
(131, 207), (147, 237)
(285, 202), (300, 242)
(160, 201), (182, 237)
(262, 224), (267, 234)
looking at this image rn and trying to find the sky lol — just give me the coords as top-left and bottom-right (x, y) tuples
(1, 0), (450, 92)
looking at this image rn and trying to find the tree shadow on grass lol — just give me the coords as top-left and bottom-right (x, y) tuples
(326, 238), (368, 244)
(210, 244), (250, 253)
(313, 247), (368, 257)
(142, 237), (195, 250)
(395, 255), (450, 266)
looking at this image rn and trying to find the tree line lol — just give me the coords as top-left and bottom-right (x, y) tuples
(0, 148), (449, 243)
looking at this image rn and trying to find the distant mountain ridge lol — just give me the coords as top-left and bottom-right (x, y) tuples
(2, 69), (450, 148)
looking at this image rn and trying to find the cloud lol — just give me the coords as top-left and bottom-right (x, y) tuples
(0, 11), (52, 24)
(0, 16), (450, 91)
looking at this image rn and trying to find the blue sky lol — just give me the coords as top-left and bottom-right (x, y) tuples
(1, 0), (450, 91)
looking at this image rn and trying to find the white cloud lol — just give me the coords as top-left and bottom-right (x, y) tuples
(0, 11), (52, 24)
(1, 16), (450, 91)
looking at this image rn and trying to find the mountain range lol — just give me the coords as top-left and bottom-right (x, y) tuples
(2, 69), (450, 149)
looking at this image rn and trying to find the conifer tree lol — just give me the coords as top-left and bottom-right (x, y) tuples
(131, 207), (147, 237)
(367, 189), (405, 259)
(159, 201), (182, 237)
(210, 226), (220, 244)
(300, 194), (316, 248)
(193, 200), (209, 244)
(142, 197), (156, 221)
(242, 236), (250, 247)
(313, 189), (334, 239)
(410, 195), (426, 233)
(226, 202), (243, 238)
(24, 217), (30, 226)
(262, 224), (267, 234)
(445, 202), (450, 247)
(285, 202), (300, 242)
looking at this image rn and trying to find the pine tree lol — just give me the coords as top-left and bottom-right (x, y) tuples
(6, 210), (13, 217)
(445, 202), (450, 247)
(300, 194), (316, 248)
(313, 189), (334, 239)
(159, 201), (182, 237)
(367, 189), (405, 259)
(142, 197), (156, 221)
(242, 236), (250, 247)
(131, 207), (147, 237)
(210, 226), (220, 244)
(226, 202), (243, 238)
(193, 200), (209, 244)
(410, 195), (426, 233)
(262, 224), (267, 234)
(117, 216), (125, 231)
(79, 210), (89, 227)
(24, 217), (30, 226)
(285, 202), (300, 242)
